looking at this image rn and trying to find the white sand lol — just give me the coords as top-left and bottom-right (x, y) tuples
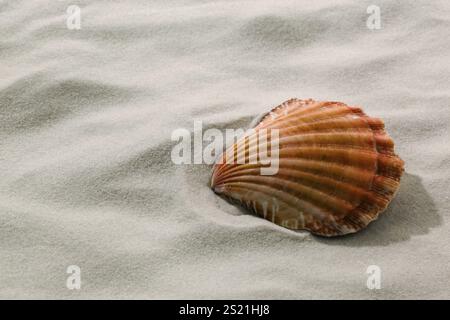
(1, 0), (449, 299)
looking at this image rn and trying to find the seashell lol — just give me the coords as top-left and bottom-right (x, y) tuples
(210, 98), (404, 236)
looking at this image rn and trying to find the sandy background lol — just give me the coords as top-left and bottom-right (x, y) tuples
(1, 0), (449, 299)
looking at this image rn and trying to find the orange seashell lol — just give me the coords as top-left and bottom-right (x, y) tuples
(210, 99), (404, 236)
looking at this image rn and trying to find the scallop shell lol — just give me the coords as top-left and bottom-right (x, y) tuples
(210, 99), (404, 236)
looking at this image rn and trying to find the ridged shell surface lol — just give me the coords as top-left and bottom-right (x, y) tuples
(210, 99), (404, 236)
